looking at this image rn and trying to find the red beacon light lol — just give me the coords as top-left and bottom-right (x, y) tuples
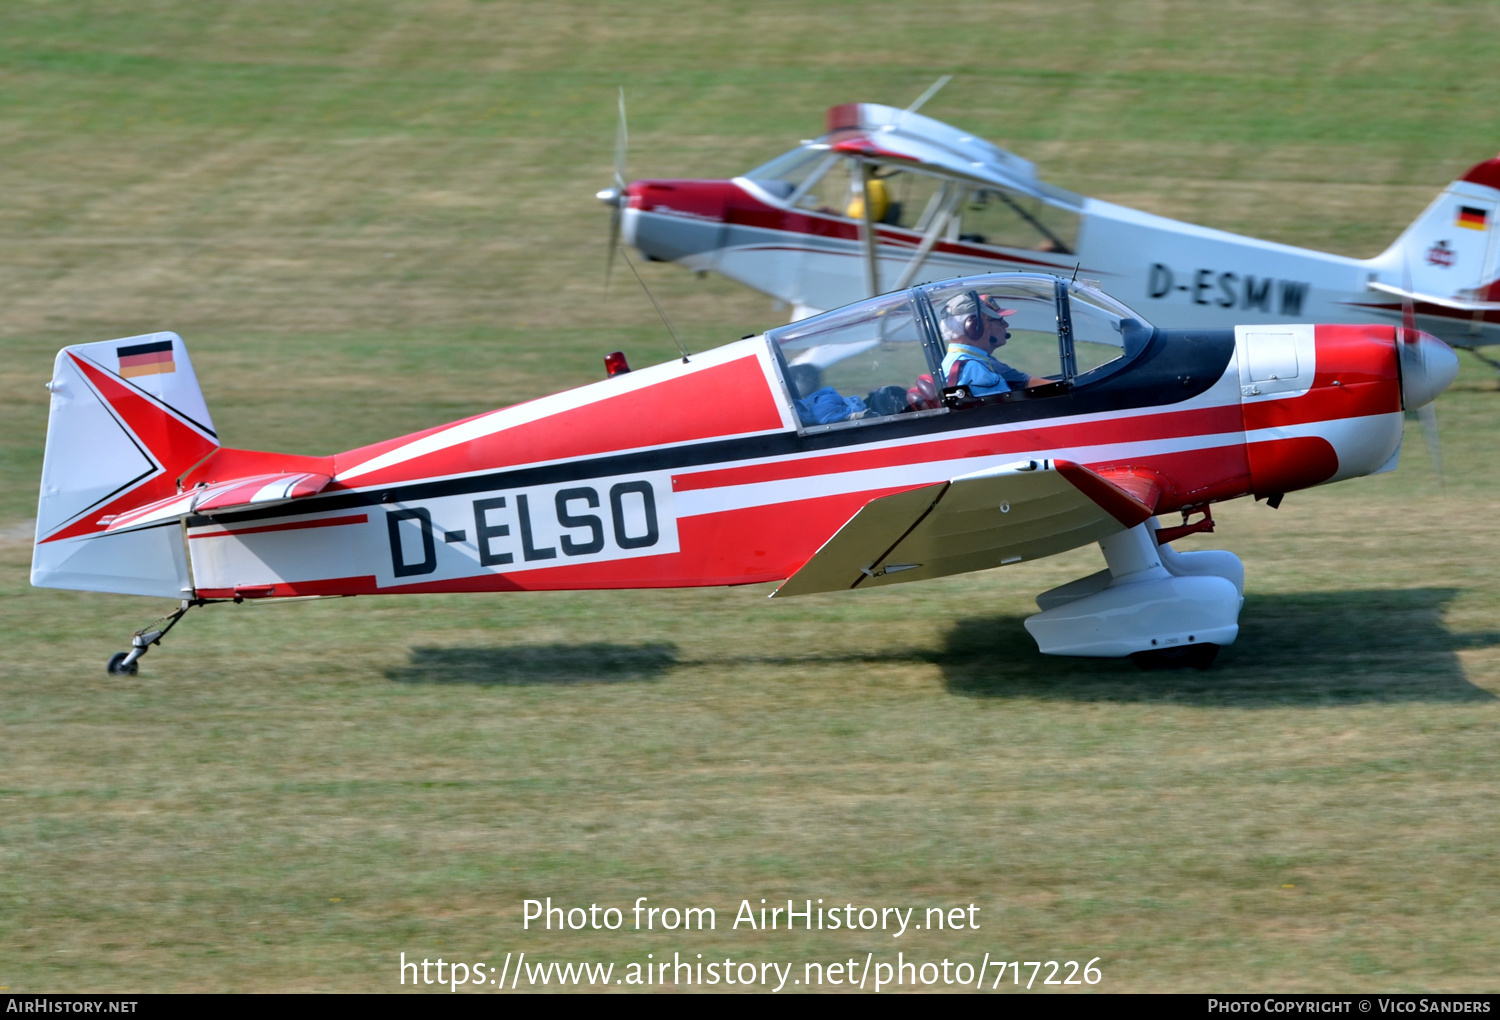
(604, 351), (631, 377)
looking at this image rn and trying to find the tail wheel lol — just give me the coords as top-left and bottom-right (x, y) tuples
(106, 652), (139, 676)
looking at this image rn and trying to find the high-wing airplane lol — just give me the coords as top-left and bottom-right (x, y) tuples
(32, 272), (1457, 675)
(599, 98), (1500, 365)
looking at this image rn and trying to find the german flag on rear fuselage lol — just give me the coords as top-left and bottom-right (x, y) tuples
(116, 338), (175, 378)
(1457, 205), (1489, 231)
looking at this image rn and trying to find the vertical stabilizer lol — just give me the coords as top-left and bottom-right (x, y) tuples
(1379, 155), (1500, 300)
(32, 333), (219, 597)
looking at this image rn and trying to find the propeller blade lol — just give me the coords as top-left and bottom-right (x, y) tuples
(606, 207), (621, 293)
(614, 86), (628, 194)
(1396, 258), (1447, 489)
(604, 87), (629, 294)
(1401, 257), (1417, 342)
(1418, 401), (1445, 493)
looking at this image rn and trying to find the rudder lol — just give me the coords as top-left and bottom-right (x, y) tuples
(1380, 154), (1500, 300)
(32, 332), (219, 597)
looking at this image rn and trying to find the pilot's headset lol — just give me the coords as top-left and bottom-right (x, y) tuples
(942, 290), (989, 343)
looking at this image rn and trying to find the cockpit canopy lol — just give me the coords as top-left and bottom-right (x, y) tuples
(767, 273), (1154, 429)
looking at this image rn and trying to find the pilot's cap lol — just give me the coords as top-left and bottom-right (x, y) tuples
(942, 292), (1017, 320)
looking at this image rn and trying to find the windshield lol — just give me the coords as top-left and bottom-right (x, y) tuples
(744, 146), (834, 201)
(1068, 280), (1154, 376)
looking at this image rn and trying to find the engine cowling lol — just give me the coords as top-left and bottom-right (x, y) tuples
(1238, 324), (1452, 498)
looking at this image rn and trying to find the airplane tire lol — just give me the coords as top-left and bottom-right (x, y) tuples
(106, 652), (138, 676)
(1129, 643), (1219, 671)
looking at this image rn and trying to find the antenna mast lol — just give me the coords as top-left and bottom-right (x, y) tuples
(620, 246), (690, 363)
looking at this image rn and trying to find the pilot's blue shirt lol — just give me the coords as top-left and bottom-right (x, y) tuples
(941, 343), (1031, 396)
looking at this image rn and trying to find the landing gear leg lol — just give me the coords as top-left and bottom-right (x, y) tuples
(106, 599), (199, 676)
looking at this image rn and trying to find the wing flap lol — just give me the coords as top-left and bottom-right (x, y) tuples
(772, 459), (1157, 598)
(103, 472), (332, 532)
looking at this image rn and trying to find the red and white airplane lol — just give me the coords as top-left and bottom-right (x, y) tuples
(32, 273), (1457, 674)
(601, 98), (1500, 365)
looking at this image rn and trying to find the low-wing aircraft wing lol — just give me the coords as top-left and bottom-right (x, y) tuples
(772, 459), (1158, 597)
(103, 471), (333, 532)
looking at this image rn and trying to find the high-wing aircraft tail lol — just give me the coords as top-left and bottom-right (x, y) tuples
(1377, 154), (1500, 306)
(31, 333), (221, 598)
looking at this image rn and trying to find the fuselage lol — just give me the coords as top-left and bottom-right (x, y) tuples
(172, 306), (1425, 602)
(622, 173), (1500, 348)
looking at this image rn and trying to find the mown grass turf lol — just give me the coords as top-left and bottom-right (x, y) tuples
(2, 0), (1499, 993)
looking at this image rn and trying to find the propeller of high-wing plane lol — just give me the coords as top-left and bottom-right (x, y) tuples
(1399, 261), (1457, 489)
(597, 88), (629, 292)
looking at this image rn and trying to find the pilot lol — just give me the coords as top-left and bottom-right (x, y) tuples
(938, 291), (1048, 396)
(844, 175), (891, 223)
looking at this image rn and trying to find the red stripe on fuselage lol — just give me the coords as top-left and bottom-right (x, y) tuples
(188, 513), (368, 540)
(671, 403), (1245, 494)
(334, 354), (786, 488)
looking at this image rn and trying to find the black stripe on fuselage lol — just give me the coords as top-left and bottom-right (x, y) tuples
(192, 329), (1235, 528)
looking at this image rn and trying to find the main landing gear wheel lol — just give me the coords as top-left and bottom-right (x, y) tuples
(106, 651), (139, 676)
(1130, 643), (1219, 671)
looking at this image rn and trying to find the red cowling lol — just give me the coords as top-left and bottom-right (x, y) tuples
(1247, 436), (1339, 498)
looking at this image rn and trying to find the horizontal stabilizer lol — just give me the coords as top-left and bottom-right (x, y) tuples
(104, 472), (332, 532)
(1366, 280), (1500, 313)
(772, 459), (1157, 597)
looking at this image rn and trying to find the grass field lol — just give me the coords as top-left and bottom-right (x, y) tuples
(3, 0), (1500, 993)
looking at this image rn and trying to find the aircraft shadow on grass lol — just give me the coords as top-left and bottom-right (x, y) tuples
(387, 589), (1496, 704)
(938, 587), (1499, 705)
(387, 641), (679, 686)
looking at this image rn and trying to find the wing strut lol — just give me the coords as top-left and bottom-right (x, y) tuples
(904, 75), (952, 115)
(892, 181), (963, 292)
(858, 160), (881, 297)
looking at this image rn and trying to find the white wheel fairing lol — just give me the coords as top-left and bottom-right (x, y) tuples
(1025, 573), (1242, 658)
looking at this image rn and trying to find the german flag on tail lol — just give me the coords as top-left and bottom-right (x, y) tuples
(1457, 205), (1489, 231)
(116, 338), (175, 378)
